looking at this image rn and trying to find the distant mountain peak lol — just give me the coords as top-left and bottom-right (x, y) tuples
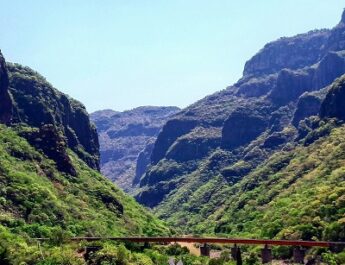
(91, 105), (180, 192)
(341, 8), (345, 24)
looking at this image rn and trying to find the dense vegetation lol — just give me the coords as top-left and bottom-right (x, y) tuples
(137, 13), (345, 209)
(135, 9), (345, 243)
(155, 119), (345, 242)
(129, 11), (345, 264)
(0, 51), (187, 263)
(0, 124), (173, 263)
(141, 75), (345, 247)
(2, 7), (345, 265)
(1, 50), (228, 264)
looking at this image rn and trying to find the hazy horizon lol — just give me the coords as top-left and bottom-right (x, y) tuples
(1, 1), (344, 112)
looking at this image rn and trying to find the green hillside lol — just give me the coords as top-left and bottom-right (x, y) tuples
(2, 7), (345, 264)
(0, 51), (219, 265)
(158, 120), (345, 242)
(153, 76), (345, 248)
(0, 124), (169, 263)
(213, 122), (345, 241)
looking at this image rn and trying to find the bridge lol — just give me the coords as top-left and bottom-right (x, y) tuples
(35, 236), (345, 264)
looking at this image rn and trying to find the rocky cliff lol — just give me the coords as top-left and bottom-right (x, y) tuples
(0, 52), (168, 263)
(91, 106), (179, 191)
(135, 9), (345, 241)
(243, 29), (330, 77)
(6, 63), (100, 170)
(320, 75), (345, 121)
(0, 50), (13, 124)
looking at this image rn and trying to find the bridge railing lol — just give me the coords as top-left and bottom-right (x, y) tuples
(33, 237), (345, 264)
(33, 236), (345, 248)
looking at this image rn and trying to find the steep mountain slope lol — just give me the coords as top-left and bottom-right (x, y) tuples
(7, 63), (100, 171)
(0, 51), (168, 263)
(199, 76), (345, 241)
(135, 9), (345, 241)
(0, 53), (12, 124)
(91, 106), (179, 191)
(0, 125), (167, 236)
(154, 76), (345, 240)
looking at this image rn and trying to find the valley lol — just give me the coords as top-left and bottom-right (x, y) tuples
(91, 106), (179, 192)
(89, 8), (345, 264)
(0, 4), (345, 265)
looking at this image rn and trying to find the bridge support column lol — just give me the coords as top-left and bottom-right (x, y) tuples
(236, 247), (242, 265)
(142, 242), (150, 250)
(293, 247), (305, 264)
(261, 245), (272, 264)
(231, 245), (242, 265)
(231, 244), (238, 259)
(200, 244), (210, 257)
(84, 246), (101, 261)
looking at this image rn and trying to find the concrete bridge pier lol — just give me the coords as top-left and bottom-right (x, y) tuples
(84, 246), (101, 261)
(231, 244), (237, 260)
(200, 243), (210, 256)
(144, 242), (150, 248)
(293, 246), (306, 264)
(231, 245), (243, 265)
(261, 244), (272, 264)
(236, 247), (242, 265)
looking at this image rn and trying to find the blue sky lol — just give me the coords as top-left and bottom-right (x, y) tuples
(0, 1), (344, 112)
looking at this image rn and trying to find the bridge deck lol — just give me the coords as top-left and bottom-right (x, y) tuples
(35, 237), (345, 248)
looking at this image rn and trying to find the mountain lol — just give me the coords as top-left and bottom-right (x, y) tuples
(7, 62), (100, 171)
(200, 76), (345, 240)
(91, 106), (180, 192)
(0, 53), (12, 124)
(134, 9), (345, 243)
(0, 51), (168, 263)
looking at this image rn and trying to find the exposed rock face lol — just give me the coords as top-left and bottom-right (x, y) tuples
(221, 107), (269, 149)
(243, 11), (345, 78)
(7, 63), (100, 170)
(268, 68), (314, 105)
(314, 51), (345, 86)
(0, 51), (13, 124)
(166, 127), (221, 162)
(18, 124), (77, 176)
(135, 10), (345, 212)
(268, 105), (295, 132)
(324, 12), (345, 52)
(243, 29), (330, 77)
(91, 106), (179, 191)
(292, 89), (328, 126)
(135, 181), (177, 208)
(236, 74), (277, 97)
(133, 139), (156, 186)
(150, 119), (199, 164)
(268, 51), (345, 106)
(320, 74), (345, 121)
